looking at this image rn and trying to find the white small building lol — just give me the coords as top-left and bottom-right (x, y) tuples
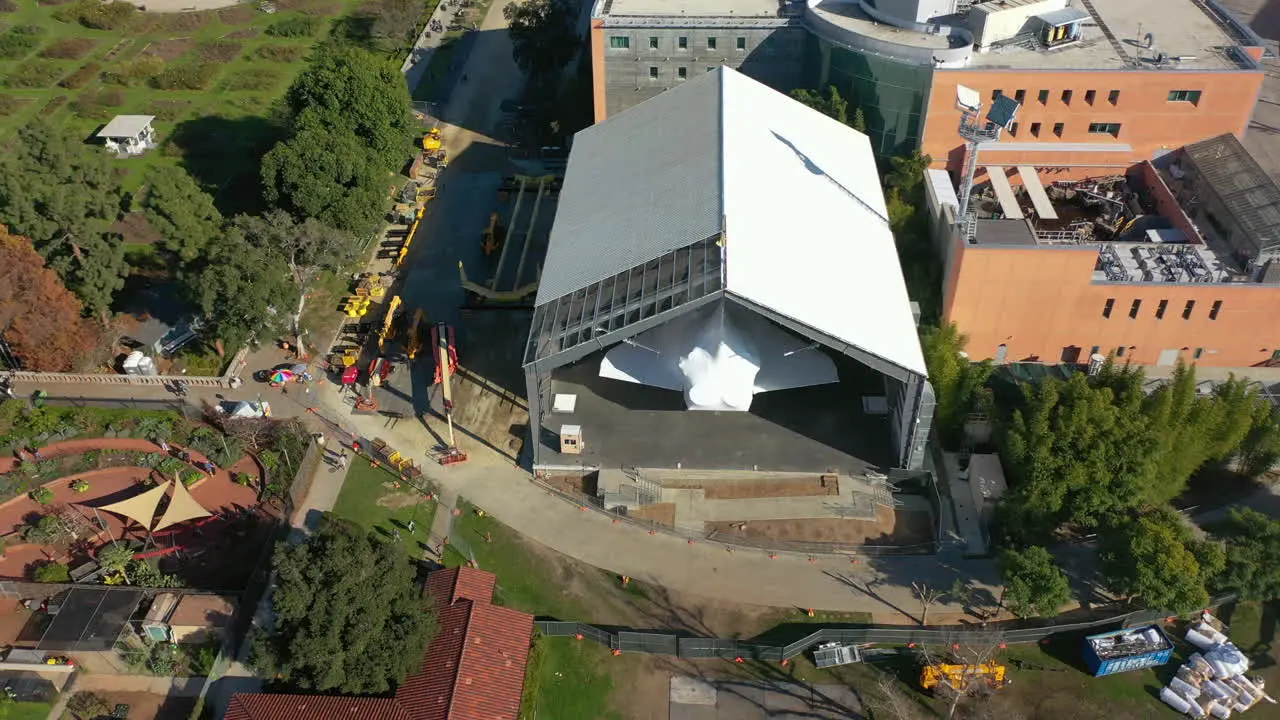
(96, 115), (156, 156)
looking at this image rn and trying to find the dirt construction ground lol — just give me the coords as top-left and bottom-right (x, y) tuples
(706, 507), (935, 546)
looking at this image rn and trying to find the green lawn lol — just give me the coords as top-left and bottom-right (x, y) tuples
(444, 501), (590, 619)
(10, 701), (54, 720)
(521, 633), (622, 720)
(331, 456), (436, 559)
(0, 0), (360, 212)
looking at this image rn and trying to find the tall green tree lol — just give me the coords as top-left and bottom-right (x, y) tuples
(141, 166), (225, 262)
(261, 127), (387, 236)
(0, 120), (126, 317)
(250, 518), (435, 693)
(285, 44), (412, 171)
(190, 229), (297, 355)
(504, 0), (580, 86)
(921, 323), (992, 448)
(1238, 403), (1280, 477)
(997, 545), (1072, 618)
(1214, 508), (1280, 601)
(1100, 508), (1224, 614)
(235, 210), (357, 345)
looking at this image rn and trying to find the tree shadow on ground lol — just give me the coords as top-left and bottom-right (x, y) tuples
(169, 115), (287, 217)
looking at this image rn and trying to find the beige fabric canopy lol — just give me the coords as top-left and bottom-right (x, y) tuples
(152, 478), (212, 532)
(99, 482), (171, 529)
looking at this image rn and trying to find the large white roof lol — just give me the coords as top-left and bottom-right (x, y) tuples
(540, 67), (926, 377)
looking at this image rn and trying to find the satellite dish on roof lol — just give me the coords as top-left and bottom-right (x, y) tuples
(956, 84), (981, 113)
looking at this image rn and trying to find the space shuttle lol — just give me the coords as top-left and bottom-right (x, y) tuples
(599, 301), (839, 412)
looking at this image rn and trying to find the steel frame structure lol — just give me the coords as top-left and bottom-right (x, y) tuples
(522, 234), (934, 471)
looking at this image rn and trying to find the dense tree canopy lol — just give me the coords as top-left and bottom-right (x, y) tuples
(0, 226), (95, 371)
(996, 363), (1272, 543)
(504, 0), (580, 83)
(190, 229), (296, 353)
(1100, 508), (1223, 614)
(0, 121), (126, 316)
(1214, 508), (1280, 602)
(285, 44), (412, 171)
(921, 323), (992, 448)
(251, 519), (434, 693)
(141, 166), (225, 262)
(997, 545), (1072, 618)
(261, 127), (388, 235)
(790, 86), (866, 132)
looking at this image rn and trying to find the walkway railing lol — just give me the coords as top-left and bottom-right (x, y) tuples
(528, 470), (940, 559)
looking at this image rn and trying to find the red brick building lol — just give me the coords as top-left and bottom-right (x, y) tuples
(224, 567), (534, 720)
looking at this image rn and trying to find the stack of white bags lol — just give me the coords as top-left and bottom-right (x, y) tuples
(1159, 615), (1276, 718)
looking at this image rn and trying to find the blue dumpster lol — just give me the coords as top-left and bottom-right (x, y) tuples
(1083, 625), (1174, 677)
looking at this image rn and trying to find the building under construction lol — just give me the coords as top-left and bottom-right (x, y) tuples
(524, 67), (934, 477)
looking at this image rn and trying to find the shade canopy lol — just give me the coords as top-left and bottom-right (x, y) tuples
(153, 478), (212, 532)
(98, 482), (170, 529)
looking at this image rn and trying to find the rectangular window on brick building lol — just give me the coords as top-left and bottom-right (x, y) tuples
(1128, 299), (1142, 318)
(1088, 122), (1121, 137)
(1194, 348), (1204, 360)
(1085, 89), (1096, 105)
(1038, 89), (1049, 104)
(1168, 90), (1203, 104)
(1209, 300), (1222, 319)
(992, 89), (1002, 100)
(1030, 122), (1041, 137)
(1156, 299), (1168, 319)
(1062, 89), (1073, 104)
(1116, 346), (1126, 358)
(1103, 298), (1115, 318)
(1091, 345), (1101, 357)
(1053, 122), (1065, 137)
(1108, 90), (1120, 105)
(1015, 89), (1025, 103)
(1008, 122), (1018, 136)
(610, 36), (630, 49)
(1183, 300), (1196, 319)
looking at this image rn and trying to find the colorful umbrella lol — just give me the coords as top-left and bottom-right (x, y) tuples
(269, 369), (295, 384)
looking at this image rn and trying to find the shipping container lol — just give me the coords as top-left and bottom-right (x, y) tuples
(1082, 625), (1174, 677)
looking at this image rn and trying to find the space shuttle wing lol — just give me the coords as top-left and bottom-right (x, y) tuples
(600, 338), (685, 391)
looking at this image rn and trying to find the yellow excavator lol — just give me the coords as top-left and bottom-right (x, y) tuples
(422, 127), (442, 151)
(920, 663), (1008, 693)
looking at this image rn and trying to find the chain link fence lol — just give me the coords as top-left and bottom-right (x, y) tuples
(533, 599), (1227, 662)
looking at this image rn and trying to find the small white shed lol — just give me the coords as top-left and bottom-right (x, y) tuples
(96, 115), (157, 156)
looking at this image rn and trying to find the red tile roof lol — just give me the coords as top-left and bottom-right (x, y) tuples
(225, 568), (533, 720)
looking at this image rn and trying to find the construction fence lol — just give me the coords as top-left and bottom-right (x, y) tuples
(535, 604), (1205, 662)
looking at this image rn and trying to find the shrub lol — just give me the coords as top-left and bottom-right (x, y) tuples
(181, 470), (201, 488)
(151, 62), (218, 90)
(102, 55), (164, 87)
(39, 36), (94, 59)
(148, 642), (179, 674)
(29, 486), (54, 504)
(59, 0), (137, 30)
(0, 0), (16, 11)
(157, 457), (187, 477)
(11, 24), (45, 35)
(0, 32), (41, 60)
(254, 44), (304, 62)
(225, 66), (280, 91)
(67, 694), (112, 719)
(71, 88), (125, 119)
(70, 479), (90, 493)
(265, 15), (319, 37)
(197, 39), (241, 63)
(6, 60), (65, 89)
(0, 94), (21, 115)
(22, 516), (61, 544)
(32, 561), (70, 583)
(234, 472), (254, 486)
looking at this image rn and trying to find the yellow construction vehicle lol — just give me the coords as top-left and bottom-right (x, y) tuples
(920, 663), (1008, 693)
(422, 127), (442, 151)
(407, 309), (427, 360)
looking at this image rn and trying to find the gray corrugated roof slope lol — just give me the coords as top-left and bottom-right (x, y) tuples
(535, 72), (724, 305)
